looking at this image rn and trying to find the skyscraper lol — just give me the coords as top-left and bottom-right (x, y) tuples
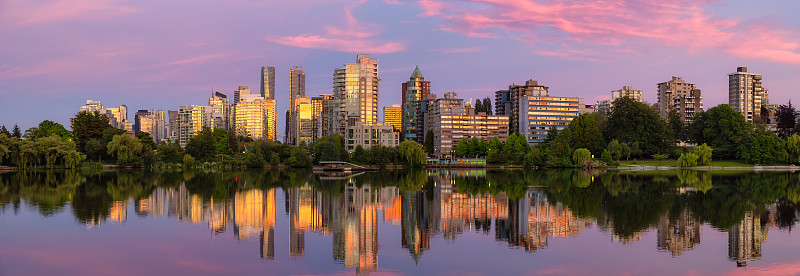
(333, 54), (379, 136)
(287, 67), (306, 144)
(401, 66), (430, 143)
(295, 96), (313, 146)
(234, 86), (251, 105)
(261, 66), (275, 99)
(384, 104), (402, 132)
(311, 94), (333, 141)
(208, 92), (231, 130)
(728, 67), (764, 122)
(235, 95), (276, 141)
(657, 77), (703, 123)
(495, 80), (549, 134)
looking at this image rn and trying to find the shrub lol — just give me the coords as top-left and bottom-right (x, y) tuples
(678, 153), (698, 167)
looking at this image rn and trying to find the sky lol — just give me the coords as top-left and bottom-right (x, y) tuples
(2, 0), (800, 138)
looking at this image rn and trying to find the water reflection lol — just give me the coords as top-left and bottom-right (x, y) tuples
(1, 169), (800, 273)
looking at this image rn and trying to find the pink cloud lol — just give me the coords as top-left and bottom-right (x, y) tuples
(0, 0), (137, 28)
(417, 0), (800, 65)
(266, 1), (406, 54)
(163, 53), (232, 66)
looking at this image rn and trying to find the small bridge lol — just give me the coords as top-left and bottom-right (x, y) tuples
(314, 161), (367, 173)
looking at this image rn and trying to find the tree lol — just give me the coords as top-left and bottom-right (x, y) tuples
(454, 138), (469, 157)
(71, 111), (112, 152)
(572, 148), (592, 167)
(135, 131), (157, 151)
(352, 145), (367, 164)
(0, 134), (11, 163)
(487, 149), (508, 164)
(313, 135), (348, 163)
(567, 113), (604, 154)
(107, 134), (143, 164)
(185, 127), (216, 161)
(652, 153), (669, 165)
(788, 134), (800, 164)
(33, 120), (72, 141)
(607, 139), (622, 160)
(475, 99), (483, 113)
(738, 130), (787, 164)
(776, 101), (798, 138)
(482, 97), (492, 115)
(0, 125), (9, 137)
(523, 148), (545, 168)
(423, 129), (434, 155)
(183, 154), (195, 166)
(398, 140), (426, 167)
(693, 143), (713, 166)
(604, 97), (671, 156)
(678, 153), (698, 167)
(668, 109), (684, 141)
(288, 147), (311, 167)
(503, 133), (530, 163)
(686, 105), (751, 159)
(213, 128), (230, 154)
(156, 142), (183, 163)
(35, 135), (62, 168)
(601, 149), (614, 165)
(12, 124), (22, 138)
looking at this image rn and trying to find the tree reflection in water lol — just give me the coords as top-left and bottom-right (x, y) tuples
(1, 169), (799, 269)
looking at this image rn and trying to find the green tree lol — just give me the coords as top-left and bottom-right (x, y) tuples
(678, 153), (698, 167)
(567, 113), (605, 154)
(607, 139), (622, 160)
(156, 142), (183, 163)
(668, 109), (684, 141)
(454, 138), (469, 157)
(185, 127), (216, 161)
(135, 131), (157, 151)
(352, 145), (367, 164)
(738, 130), (787, 164)
(107, 134), (143, 164)
(12, 124), (22, 139)
(288, 147), (311, 167)
(35, 135), (62, 168)
(487, 149), (508, 164)
(398, 140), (426, 167)
(183, 154), (196, 166)
(693, 143), (713, 166)
(0, 125), (9, 137)
(71, 111), (112, 152)
(601, 149), (614, 165)
(686, 104), (751, 159)
(652, 153), (669, 166)
(423, 129), (434, 155)
(788, 134), (800, 164)
(523, 148), (545, 168)
(604, 97), (671, 156)
(572, 148), (593, 167)
(33, 120), (72, 141)
(313, 135), (348, 163)
(213, 128), (230, 154)
(776, 102), (797, 138)
(483, 97), (492, 115)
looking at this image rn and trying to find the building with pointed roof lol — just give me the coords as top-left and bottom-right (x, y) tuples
(402, 66), (431, 143)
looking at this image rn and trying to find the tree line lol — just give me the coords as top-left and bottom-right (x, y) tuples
(449, 97), (800, 167)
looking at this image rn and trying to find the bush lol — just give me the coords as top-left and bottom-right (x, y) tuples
(523, 148), (545, 168)
(487, 149), (508, 164)
(183, 154), (196, 167)
(678, 153), (698, 167)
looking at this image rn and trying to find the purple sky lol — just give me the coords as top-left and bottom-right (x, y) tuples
(2, 0), (800, 138)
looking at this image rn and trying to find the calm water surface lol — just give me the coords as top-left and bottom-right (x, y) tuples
(1, 169), (799, 275)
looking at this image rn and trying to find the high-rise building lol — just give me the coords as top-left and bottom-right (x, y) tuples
(235, 95), (276, 141)
(595, 86), (643, 113)
(151, 109), (166, 143)
(494, 80), (549, 134)
(423, 92), (510, 156)
(167, 110), (179, 143)
(519, 94), (583, 145)
(383, 104), (402, 132)
(104, 105), (129, 130)
(728, 67), (764, 122)
(134, 109), (153, 134)
(344, 115), (400, 151)
(333, 54), (379, 136)
(295, 96), (313, 146)
(321, 94), (336, 137)
(209, 92), (231, 130)
(79, 100), (104, 113)
(657, 77), (703, 123)
(311, 94), (333, 141)
(287, 67), (306, 145)
(261, 66), (275, 99)
(177, 105), (206, 147)
(401, 66), (430, 143)
(234, 86), (251, 105)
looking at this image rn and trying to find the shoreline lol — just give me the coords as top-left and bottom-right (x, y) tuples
(616, 165), (800, 172)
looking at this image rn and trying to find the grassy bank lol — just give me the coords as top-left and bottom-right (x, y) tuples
(617, 159), (790, 167)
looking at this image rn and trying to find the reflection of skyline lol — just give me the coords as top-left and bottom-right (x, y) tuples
(61, 172), (787, 272)
(658, 209), (701, 256)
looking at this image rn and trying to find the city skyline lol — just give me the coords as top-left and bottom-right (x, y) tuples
(2, 0), (800, 136)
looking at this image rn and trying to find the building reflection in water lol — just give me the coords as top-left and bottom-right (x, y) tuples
(657, 209), (701, 256)
(96, 171), (786, 272)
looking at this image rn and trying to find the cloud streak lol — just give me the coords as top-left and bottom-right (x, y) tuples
(417, 0), (800, 64)
(266, 1), (406, 53)
(0, 0), (137, 28)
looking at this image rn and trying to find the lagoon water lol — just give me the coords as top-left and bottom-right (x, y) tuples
(1, 169), (799, 275)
